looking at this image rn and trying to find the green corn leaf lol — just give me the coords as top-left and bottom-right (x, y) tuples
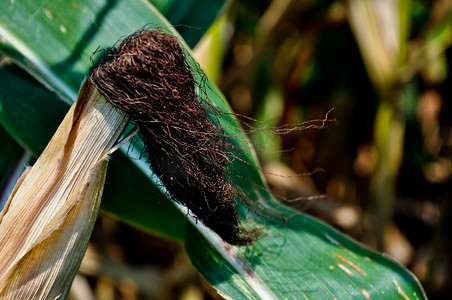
(152, 0), (225, 48)
(0, 126), (27, 208)
(0, 0), (426, 298)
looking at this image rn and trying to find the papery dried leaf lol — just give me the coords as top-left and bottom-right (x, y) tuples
(0, 79), (129, 299)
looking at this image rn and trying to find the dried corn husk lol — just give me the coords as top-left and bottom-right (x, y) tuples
(0, 79), (129, 299)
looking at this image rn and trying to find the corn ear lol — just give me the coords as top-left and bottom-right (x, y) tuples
(0, 79), (129, 299)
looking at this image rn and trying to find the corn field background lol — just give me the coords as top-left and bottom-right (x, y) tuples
(208, 1), (452, 298)
(0, 0), (451, 299)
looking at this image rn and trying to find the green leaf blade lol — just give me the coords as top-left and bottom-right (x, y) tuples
(187, 206), (426, 299)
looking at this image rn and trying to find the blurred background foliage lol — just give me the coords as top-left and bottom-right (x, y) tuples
(198, 0), (452, 299)
(1, 0), (451, 299)
(198, 0), (452, 298)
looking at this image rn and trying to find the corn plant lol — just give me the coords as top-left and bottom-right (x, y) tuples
(0, 0), (428, 299)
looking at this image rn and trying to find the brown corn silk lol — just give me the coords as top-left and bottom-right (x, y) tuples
(90, 29), (256, 245)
